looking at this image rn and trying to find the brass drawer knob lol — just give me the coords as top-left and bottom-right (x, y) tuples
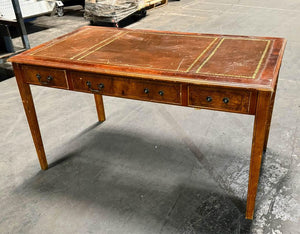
(206, 96), (212, 102)
(98, 83), (104, 90)
(47, 76), (53, 82)
(144, 88), (149, 94)
(223, 97), (229, 104)
(158, 90), (164, 96)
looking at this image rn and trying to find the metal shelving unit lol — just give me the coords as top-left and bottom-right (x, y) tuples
(0, 0), (55, 63)
(0, 0), (29, 63)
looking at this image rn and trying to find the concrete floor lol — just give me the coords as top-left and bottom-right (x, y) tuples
(0, 0), (299, 233)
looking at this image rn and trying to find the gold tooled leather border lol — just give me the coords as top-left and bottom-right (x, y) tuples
(196, 37), (271, 79)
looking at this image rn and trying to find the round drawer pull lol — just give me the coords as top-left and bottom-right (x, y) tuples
(206, 96), (212, 102)
(47, 76), (53, 82)
(158, 90), (164, 96)
(144, 88), (149, 94)
(98, 83), (104, 90)
(223, 97), (230, 104)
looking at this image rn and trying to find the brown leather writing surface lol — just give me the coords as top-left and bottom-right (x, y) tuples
(196, 38), (270, 78)
(9, 26), (286, 91)
(78, 32), (217, 72)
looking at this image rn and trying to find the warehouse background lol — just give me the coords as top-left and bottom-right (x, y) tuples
(0, 0), (299, 233)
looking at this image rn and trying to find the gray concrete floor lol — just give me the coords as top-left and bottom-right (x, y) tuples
(0, 0), (299, 233)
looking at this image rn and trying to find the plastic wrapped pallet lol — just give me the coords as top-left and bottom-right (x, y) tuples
(84, 0), (166, 24)
(85, 0), (144, 23)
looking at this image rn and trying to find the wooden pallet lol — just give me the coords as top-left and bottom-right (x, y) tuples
(144, 0), (168, 10)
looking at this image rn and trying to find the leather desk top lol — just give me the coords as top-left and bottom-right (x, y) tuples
(9, 26), (286, 91)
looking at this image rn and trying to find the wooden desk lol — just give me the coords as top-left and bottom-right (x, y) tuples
(8, 26), (286, 219)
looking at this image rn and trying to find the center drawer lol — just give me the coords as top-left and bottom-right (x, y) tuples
(71, 72), (181, 105)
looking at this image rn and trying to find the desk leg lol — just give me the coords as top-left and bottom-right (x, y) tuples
(94, 94), (106, 122)
(246, 91), (271, 219)
(14, 64), (48, 170)
(262, 92), (275, 152)
(263, 78), (278, 152)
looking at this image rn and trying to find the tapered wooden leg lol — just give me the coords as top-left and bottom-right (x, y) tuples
(262, 93), (276, 152)
(94, 94), (106, 122)
(263, 77), (279, 152)
(246, 91), (272, 219)
(13, 63), (48, 170)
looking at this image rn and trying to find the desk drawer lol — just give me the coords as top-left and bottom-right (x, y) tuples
(71, 72), (181, 105)
(22, 65), (68, 89)
(188, 85), (251, 113)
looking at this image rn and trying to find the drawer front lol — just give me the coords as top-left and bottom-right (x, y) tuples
(188, 85), (251, 113)
(71, 72), (181, 105)
(22, 65), (68, 89)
